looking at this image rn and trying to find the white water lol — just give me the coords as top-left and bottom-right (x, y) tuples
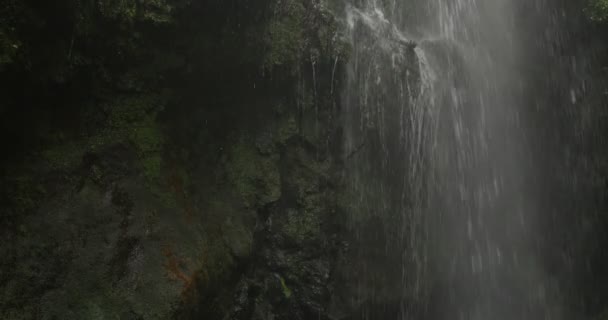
(342, 0), (559, 318)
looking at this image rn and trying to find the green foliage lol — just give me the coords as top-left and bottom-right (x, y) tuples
(587, 0), (608, 21)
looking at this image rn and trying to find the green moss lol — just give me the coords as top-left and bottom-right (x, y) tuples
(279, 276), (293, 299)
(106, 95), (162, 128)
(97, 0), (176, 24)
(39, 95), (166, 185)
(0, 29), (19, 67)
(41, 142), (84, 170)
(283, 208), (321, 243)
(87, 131), (121, 151)
(1, 172), (47, 219)
(128, 115), (164, 183)
(226, 140), (281, 208)
(587, 0), (608, 21)
(9, 176), (40, 214)
(276, 116), (298, 144)
(262, 0), (347, 73)
(141, 0), (175, 24)
(113, 101), (164, 183)
(264, 0), (306, 71)
(289, 147), (330, 195)
(131, 123), (163, 153)
(142, 155), (162, 182)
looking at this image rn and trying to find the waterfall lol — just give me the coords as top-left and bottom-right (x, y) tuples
(342, 0), (561, 318)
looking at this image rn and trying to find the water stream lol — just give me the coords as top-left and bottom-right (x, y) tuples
(342, 0), (561, 318)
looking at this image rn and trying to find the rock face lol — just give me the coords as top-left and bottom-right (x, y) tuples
(5, 0), (608, 319)
(15, 147), (208, 319)
(0, 0), (372, 319)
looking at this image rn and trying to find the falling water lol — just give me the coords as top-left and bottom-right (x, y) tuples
(342, 0), (563, 318)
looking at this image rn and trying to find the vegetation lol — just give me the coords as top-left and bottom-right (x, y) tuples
(5, 0), (608, 319)
(0, 0), (346, 318)
(587, 0), (608, 21)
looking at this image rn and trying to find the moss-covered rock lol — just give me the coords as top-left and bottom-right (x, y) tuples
(264, 0), (306, 71)
(37, 95), (166, 184)
(226, 139), (281, 209)
(0, 153), (247, 319)
(0, 0), (349, 318)
(96, 0), (182, 24)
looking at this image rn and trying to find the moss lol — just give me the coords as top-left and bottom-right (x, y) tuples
(27, 180), (198, 320)
(97, 0), (177, 24)
(41, 142), (84, 170)
(140, 0), (175, 24)
(264, 0), (306, 71)
(39, 280), (133, 320)
(90, 164), (103, 184)
(39, 95), (166, 185)
(289, 147), (330, 195)
(226, 139), (281, 208)
(0, 1), (23, 68)
(142, 155), (162, 182)
(109, 98), (165, 172)
(283, 208), (321, 243)
(11, 176), (41, 213)
(262, 0), (348, 74)
(279, 275), (293, 299)
(127, 113), (164, 183)
(200, 240), (235, 282)
(130, 122), (163, 154)
(3, 173), (47, 218)
(0, 29), (19, 67)
(276, 116), (299, 144)
(587, 0), (608, 21)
